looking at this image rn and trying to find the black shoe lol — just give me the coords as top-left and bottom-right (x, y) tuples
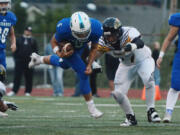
(147, 108), (161, 122)
(120, 114), (137, 126)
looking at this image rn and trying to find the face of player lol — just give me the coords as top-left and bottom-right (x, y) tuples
(0, 2), (8, 14)
(104, 33), (119, 45)
(72, 29), (91, 42)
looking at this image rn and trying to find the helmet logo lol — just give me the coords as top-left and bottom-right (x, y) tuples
(78, 14), (85, 29)
(114, 19), (121, 29)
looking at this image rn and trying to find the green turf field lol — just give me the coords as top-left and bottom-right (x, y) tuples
(1, 96), (180, 135)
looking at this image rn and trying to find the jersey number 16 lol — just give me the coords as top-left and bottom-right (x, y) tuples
(0, 27), (9, 44)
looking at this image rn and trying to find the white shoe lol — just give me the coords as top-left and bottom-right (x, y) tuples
(7, 91), (15, 96)
(0, 111), (8, 117)
(120, 114), (137, 127)
(120, 119), (132, 127)
(163, 113), (172, 123)
(29, 53), (42, 68)
(88, 107), (103, 119)
(25, 93), (31, 96)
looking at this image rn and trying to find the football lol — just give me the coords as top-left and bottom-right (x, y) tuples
(59, 41), (74, 53)
(62, 43), (73, 53)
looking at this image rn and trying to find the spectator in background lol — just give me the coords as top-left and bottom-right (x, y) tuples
(105, 53), (119, 93)
(152, 41), (161, 86)
(45, 43), (64, 97)
(7, 26), (38, 96)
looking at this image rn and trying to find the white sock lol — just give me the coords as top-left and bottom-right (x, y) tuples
(166, 88), (179, 113)
(40, 56), (44, 64)
(86, 99), (96, 110)
(120, 95), (134, 115)
(145, 81), (155, 110)
(112, 91), (134, 115)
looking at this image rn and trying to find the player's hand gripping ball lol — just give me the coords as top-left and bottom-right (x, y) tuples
(59, 41), (74, 58)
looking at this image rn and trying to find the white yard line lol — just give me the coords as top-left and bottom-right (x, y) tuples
(55, 103), (180, 109)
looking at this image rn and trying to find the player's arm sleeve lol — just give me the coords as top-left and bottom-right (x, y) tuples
(131, 36), (144, 49)
(97, 37), (110, 52)
(11, 12), (17, 26)
(54, 21), (64, 43)
(169, 13), (180, 27)
(128, 27), (144, 49)
(54, 31), (62, 43)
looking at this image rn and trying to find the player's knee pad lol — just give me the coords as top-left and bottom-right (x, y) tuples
(111, 90), (125, 104)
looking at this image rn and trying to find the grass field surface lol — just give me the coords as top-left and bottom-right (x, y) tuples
(1, 96), (180, 135)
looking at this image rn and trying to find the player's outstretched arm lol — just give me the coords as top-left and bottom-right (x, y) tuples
(85, 43), (99, 75)
(157, 26), (179, 68)
(10, 27), (16, 52)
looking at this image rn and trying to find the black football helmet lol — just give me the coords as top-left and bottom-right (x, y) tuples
(103, 17), (123, 47)
(0, 64), (6, 82)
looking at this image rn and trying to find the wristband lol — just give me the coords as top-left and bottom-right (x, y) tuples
(53, 46), (59, 54)
(159, 51), (165, 58)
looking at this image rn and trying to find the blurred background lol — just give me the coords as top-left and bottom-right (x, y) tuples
(5, 0), (180, 90)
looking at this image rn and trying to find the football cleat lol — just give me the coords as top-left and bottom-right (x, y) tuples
(88, 106), (103, 119)
(120, 114), (137, 127)
(28, 53), (42, 68)
(4, 101), (18, 111)
(163, 113), (172, 123)
(0, 111), (8, 117)
(147, 108), (161, 123)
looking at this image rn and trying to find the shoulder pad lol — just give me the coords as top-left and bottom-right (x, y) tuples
(7, 11), (17, 25)
(169, 13), (180, 27)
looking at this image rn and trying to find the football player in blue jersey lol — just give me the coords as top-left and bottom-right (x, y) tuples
(0, 0), (18, 117)
(157, 13), (180, 123)
(29, 11), (103, 118)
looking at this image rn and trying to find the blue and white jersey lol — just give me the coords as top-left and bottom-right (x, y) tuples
(168, 13), (180, 90)
(55, 17), (103, 50)
(169, 13), (180, 51)
(0, 11), (17, 49)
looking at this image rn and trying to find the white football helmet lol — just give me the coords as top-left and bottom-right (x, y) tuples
(70, 11), (91, 42)
(0, 0), (11, 14)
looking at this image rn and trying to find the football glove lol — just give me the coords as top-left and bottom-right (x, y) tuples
(4, 101), (18, 111)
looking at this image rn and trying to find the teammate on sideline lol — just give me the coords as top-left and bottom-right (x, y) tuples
(29, 11), (103, 118)
(157, 13), (180, 123)
(95, 17), (161, 126)
(0, 0), (18, 116)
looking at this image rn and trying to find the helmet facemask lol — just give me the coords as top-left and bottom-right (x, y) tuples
(103, 28), (122, 46)
(0, 0), (11, 14)
(70, 11), (91, 42)
(71, 28), (91, 42)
